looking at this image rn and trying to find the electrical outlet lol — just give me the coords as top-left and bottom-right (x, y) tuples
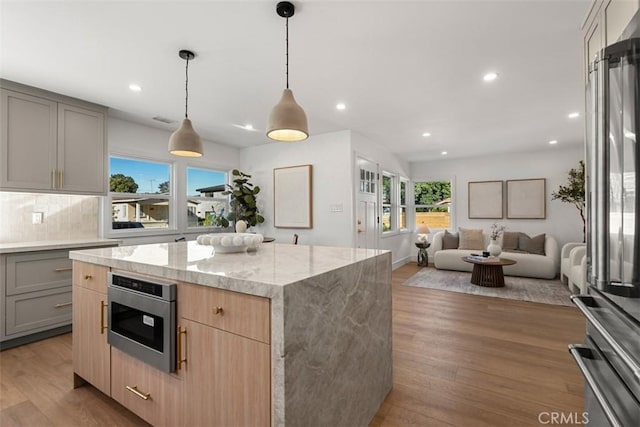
(32, 212), (43, 224)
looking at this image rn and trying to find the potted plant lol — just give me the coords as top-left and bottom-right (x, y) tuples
(552, 160), (586, 242)
(224, 169), (265, 229)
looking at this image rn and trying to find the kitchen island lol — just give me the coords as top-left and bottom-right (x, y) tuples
(69, 241), (392, 426)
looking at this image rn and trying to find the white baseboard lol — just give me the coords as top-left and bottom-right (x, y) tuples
(392, 256), (412, 271)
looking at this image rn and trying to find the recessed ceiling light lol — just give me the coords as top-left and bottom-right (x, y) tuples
(336, 103), (346, 111)
(483, 72), (499, 82)
(244, 124), (254, 131)
(568, 112), (580, 119)
(129, 84), (142, 92)
(422, 132), (431, 137)
(441, 151), (448, 155)
(549, 140), (558, 145)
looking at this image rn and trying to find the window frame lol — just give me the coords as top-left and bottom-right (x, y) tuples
(185, 166), (230, 230)
(398, 177), (409, 232)
(108, 154), (175, 237)
(413, 177), (455, 233)
(104, 152), (233, 238)
(381, 172), (396, 234)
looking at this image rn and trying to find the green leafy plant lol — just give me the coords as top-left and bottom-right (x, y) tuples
(203, 208), (229, 228)
(552, 160), (586, 241)
(224, 170), (265, 227)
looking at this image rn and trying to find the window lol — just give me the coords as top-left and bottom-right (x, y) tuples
(414, 180), (452, 231)
(187, 167), (229, 228)
(399, 178), (408, 230)
(382, 173), (395, 232)
(109, 156), (172, 230)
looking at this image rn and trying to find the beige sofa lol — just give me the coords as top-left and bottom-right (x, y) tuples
(432, 231), (560, 280)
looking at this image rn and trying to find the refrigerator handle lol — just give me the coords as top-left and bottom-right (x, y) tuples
(572, 295), (640, 382)
(569, 345), (624, 427)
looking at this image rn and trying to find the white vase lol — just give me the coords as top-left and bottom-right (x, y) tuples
(487, 239), (502, 257)
(235, 220), (247, 233)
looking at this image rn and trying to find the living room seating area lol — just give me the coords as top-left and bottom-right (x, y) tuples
(431, 228), (560, 280)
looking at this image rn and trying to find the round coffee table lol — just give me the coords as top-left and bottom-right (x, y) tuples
(462, 256), (517, 288)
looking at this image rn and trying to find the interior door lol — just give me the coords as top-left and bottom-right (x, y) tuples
(356, 156), (379, 249)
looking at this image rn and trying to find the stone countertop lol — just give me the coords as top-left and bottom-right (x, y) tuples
(69, 241), (389, 299)
(0, 238), (121, 254)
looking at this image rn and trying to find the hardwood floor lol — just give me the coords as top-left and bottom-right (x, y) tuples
(0, 263), (585, 426)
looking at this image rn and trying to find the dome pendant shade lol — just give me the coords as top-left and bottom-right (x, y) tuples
(267, 89), (309, 142)
(169, 118), (203, 157)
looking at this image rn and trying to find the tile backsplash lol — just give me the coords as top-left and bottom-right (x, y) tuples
(0, 192), (100, 243)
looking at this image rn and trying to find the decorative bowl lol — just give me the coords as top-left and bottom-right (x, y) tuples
(196, 233), (263, 253)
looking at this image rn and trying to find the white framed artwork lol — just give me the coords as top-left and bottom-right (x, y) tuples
(506, 178), (546, 219)
(468, 180), (503, 219)
(274, 164), (313, 228)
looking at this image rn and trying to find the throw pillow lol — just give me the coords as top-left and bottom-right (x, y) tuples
(458, 227), (484, 250)
(502, 231), (520, 252)
(518, 233), (546, 255)
(442, 230), (459, 249)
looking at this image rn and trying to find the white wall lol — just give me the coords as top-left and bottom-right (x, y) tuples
(240, 131), (353, 247)
(107, 117), (241, 245)
(411, 145), (585, 252)
(351, 132), (414, 268)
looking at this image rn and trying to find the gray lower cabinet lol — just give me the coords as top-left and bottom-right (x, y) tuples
(1, 246), (113, 349)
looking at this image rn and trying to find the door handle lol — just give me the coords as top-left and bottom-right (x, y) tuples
(177, 326), (187, 370)
(100, 300), (107, 334)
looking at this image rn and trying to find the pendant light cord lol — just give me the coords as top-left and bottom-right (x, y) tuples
(285, 16), (289, 89)
(184, 56), (190, 118)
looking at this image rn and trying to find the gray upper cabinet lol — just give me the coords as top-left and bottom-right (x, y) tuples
(0, 80), (107, 195)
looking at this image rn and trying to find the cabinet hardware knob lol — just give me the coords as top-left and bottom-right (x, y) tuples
(177, 326), (187, 370)
(126, 385), (150, 400)
(213, 307), (224, 315)
(54, 302), (72, 308)
(85, 275), (92, 280)
(100, 300), (107, 334)
(357, 228), (364, 234)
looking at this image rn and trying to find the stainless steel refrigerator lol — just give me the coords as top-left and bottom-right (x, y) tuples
(570, 10), (640, 427)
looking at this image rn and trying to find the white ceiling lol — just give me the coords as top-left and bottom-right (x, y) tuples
(0, 0), (590, 162)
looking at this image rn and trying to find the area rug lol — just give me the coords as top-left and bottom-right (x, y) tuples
(403, 268), (574, 307)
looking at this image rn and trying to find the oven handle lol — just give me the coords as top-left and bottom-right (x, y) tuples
(569, 344), (623, 427)
(571, 295), (640, 382)
(177, 325), (187, 370)
(100, 300), (107, 334)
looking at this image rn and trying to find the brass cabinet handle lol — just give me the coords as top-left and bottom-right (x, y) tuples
(54, 267), (73, 272)
(85, 274), (93, 280)
(100, 300), (107, 334)
(59, 170), (64, 188)
(177, 326), (187, 370)
(213, 306), (224, 315)
(54, 302), (72, 308)
(51, 170), (56, 190)
(126, 385), (150, 401)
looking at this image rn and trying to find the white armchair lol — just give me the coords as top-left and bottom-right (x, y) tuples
(568, 246), (587, 294)
(561, 242), (585, 284)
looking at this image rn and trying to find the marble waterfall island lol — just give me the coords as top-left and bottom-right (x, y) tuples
(69, 242), (393, 426)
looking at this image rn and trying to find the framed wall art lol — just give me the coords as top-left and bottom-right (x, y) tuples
(468, 180), (503, 219)
(506, 178), (546, 219)
(274, 164), (313, 228)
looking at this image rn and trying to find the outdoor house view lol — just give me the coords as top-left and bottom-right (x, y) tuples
(110, 157), (228, 230)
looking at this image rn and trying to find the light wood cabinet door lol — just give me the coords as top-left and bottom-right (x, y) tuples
(73, 261), (108, 293)
(72, 285), (110, 395)
(111, 348), (183, 427)
(0, 89), (57, 191)
(180, 318), (271, 427)
(178, 282), (270, 343)
(57, 103), (106, 194)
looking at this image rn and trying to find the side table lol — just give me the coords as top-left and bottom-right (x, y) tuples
(415, 242), (430, 267)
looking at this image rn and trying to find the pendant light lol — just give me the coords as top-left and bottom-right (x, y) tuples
(169, 49), (204, 157)
(267, 1), (309, 142)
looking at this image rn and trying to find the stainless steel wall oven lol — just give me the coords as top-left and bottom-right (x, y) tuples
(107, 272), (176, 373)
